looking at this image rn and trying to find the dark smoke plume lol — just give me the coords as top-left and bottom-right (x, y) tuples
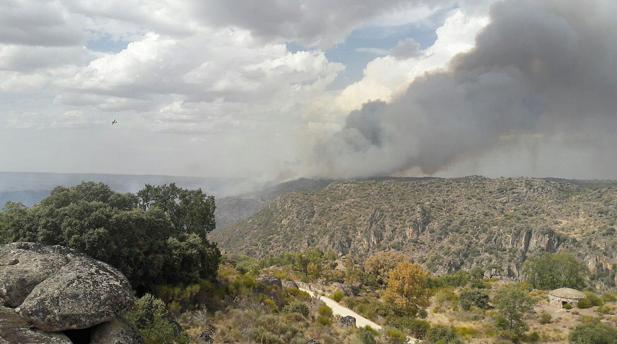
(313, 0), (617, 178)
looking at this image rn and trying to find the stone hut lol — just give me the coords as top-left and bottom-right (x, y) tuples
(548, 288), (585, 307)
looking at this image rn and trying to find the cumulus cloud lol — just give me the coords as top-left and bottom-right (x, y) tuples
(335, 9), (489, 113)
(190, 0), (462, 48)
(313, 0), (617, 178)
(0, 0), (84, 46)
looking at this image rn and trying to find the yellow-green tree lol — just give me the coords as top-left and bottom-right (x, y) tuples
(364, 251), (410, 286)
(383, 262), (431, 316)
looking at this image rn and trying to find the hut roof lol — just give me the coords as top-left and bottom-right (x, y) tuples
(549, 288), (585, 299)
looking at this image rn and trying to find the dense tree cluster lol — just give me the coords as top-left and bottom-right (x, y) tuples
(522, 252), (587, 290)
(0, 182), (220, 292)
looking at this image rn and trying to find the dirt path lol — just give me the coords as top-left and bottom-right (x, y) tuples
(298, 286), (383, 330)
(297, 284), (419, 343)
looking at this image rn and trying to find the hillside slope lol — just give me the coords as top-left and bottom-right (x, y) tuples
(212, 177), (617, 287)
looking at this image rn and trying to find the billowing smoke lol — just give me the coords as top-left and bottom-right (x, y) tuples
(313, 0), (617, 178)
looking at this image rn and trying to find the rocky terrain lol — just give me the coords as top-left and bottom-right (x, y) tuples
(214, 178), (333, 229)
(0, 242), (140, 343)
(212, 177), (617, 288)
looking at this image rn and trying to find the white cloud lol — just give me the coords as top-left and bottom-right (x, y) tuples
(0, 0), (84, 46)
(0, 0), (499, 180)
(335, 9), (490, 113)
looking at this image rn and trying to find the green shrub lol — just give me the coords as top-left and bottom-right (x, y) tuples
(564, 303), (573, 310)
(283, 302), (310, 318)
(356, 327), (377, 344)
(538, 311), (552, 324)
(384, 327), (407, 344)
(523, 331), (540, 342)
(426, 325), (462, 344)
(602, 293), (617, 302)
(331, 290), (344, 302)
(597, 304), (615, 315)
(578, 298), (593, 309)
(584, 292), (604, 307)
(387, 317), (430, 339)
(570, 321), (617, 344)
(459, 288), (489, 310)
(318, 304), (333, 317)
(317, 316), (332, 326)
(124, 294), (189, 344)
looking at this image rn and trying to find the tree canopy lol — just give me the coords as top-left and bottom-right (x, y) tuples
(0, 182), (220, 292)
(494, 283), (535, 340)
(522, 252), (587, 290)
(383, 262), (431, 317)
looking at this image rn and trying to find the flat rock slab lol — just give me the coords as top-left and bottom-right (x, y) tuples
(0, 243), (71, 307)
(0, 306), (71, 344)
(18, 257), (133, 331)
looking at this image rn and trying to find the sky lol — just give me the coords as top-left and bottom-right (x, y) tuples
(1, 0), (616, 183)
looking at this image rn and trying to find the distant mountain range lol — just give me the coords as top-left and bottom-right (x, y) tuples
(212, 176), (617, 289)
(0, 172), (248, 207)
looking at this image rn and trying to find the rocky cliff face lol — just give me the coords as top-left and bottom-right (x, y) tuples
(212, 177), (617, 287)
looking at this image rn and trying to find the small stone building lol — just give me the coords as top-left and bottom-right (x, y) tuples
(548, 288), (585, 307)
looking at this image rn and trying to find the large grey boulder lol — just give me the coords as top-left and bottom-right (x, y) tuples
(0, 243), (71, 307)
(18, 257), (133, 331)
(0, 306), (71, 344)
(90, 319), (144, 344)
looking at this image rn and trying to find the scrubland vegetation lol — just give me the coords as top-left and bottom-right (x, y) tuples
(2, 181), (617, 343)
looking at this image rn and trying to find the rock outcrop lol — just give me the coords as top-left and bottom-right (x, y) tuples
(18, 258), (133, 331)
(0, 306), (72, 344)
(0, 243), (71, 307)
(0, 242), (139, 343)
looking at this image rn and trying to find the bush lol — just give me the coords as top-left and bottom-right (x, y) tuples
(602, 293), (617, 302)
(124, 294), (190, 344)
(317, 316), (332, 326)
(384, 327), (407, 344)
(564, 303), (573, 310)
(0, 182), (221, 292)
(585, 292), (604, 307)
(331, 290), (344, 302)
(523, 331), (540, 342)
(426, 325), (462, 344)
(318, 304), (333, 318)
(387, 317), (430, 339)
(597, 304), (615, 315)
(522, 253), (587, 290)
(570, 321), (617, 344)
(578, 298), (593, 309)
(283, 302), (310, 318)
(356, 327), (377, 344)
(538, 311), (552, 324)
(459, 288), (489, 310)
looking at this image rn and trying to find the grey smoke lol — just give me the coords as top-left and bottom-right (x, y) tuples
(314, 0), (617, 178)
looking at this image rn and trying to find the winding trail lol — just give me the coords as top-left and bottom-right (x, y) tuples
(298, 285), (383, 331)
(297, 283), (420, 343)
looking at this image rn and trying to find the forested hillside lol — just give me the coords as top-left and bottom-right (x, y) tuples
(213, 177), (617, 288)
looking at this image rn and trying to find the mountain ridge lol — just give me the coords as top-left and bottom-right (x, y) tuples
(212, 176), (617, 289)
